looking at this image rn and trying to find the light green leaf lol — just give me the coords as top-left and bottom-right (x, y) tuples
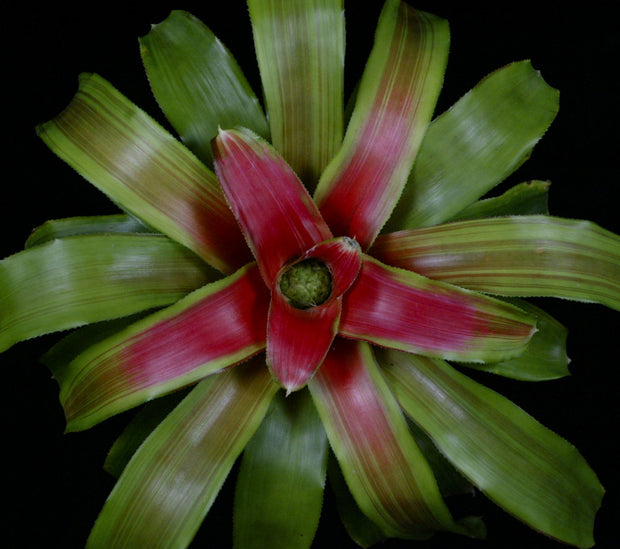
(0, 234), (212, 352)
(248, 0), (344, 189)
(450, 180), (550, 221)
(87, 358), (278, 549)
(373, 216), (620, 310)
(25, 214), (156, 248)
(464, 298), (570, 381)
(380, 350), (603, 548)
(386, 60), (559, 230)
(233, 390), (328, 549)
(37, 73), (251, 273)
(140, 10), (269, 166)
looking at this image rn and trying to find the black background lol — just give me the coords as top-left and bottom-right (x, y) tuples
(2, 2), (618, 548)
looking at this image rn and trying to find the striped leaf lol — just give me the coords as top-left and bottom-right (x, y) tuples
(385, 60), (559, 230)
(315, 0), (449, 248)
(248, 0), (344, 189)
(140, 10), (269, 166)
(56, 264), (270, 431)
(37, 73), (251, 273)
(372, 216), (620, 310)
(308, 339), (471, 539)
(380, 350), (604, 548)
(234, 390), (328, 549)
(0, 235), (212, 352)
(87, 358), (278, 549)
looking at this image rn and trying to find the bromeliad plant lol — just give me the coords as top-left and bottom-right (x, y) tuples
(3, 0), (619, 547)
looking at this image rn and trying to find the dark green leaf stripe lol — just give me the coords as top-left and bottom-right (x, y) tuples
(0, 234), (213, 352)
(373, 216), (620, 310)
(104, 391), (187, 478)
(140, 10), (269, 167)
(380, 350), (604, 548)
(234, 390), (328, 549)
(326, 453), (387, 548)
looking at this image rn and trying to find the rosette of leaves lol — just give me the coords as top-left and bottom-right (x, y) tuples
(2, 1), (618, 548)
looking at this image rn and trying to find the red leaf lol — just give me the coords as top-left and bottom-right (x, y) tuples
(339, 256), (535, 363)
(267, 291), (340, 392)
(213, 128), (332, 285)
(314, 3), (449, 249)
(61, 264), (270, 430)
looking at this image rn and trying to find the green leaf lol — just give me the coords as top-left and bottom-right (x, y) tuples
(450, 180), (550, 221)
(37, 73), (252, 273)
(140, 10), (269, 167)
(0, 234), (212, 352)
(56, 263), (269, 432)
(308, 339), (475, 539)
(25, 214), (156, 248)
(380, 350), (604, 548)
(314, 0), (449, 249)
(248, 0), (344, 189)
(373, 216), (620, 310)
(233, 390), (328, 549)
(385, 60), (559, 230)
(87, 358), (278, 549)
(463, 298), (570, 381)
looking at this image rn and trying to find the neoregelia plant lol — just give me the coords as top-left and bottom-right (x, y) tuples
(2, 1), (618, 548)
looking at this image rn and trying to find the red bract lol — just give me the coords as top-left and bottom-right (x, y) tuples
(212, 127), (535, 394)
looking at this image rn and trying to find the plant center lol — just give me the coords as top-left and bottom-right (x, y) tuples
(279, 258), (332, 309)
